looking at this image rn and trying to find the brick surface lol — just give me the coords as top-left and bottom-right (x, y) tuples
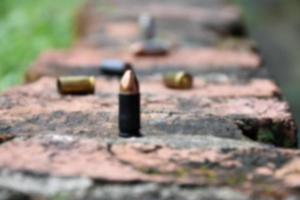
(0, 135), (300, 199)
(26, 48), (262, 82)
(0, 77), (296, 147)
(0, 0), (299, 199)
(27, 66), (280, 99)
(76, 1), (244, 47)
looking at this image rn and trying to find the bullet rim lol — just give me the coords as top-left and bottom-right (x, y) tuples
(175, 71), (193, 89)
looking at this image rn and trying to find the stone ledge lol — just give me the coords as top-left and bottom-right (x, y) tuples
(0, 135), (299, 199)
(0, 78), (296, 147)
(1, 1), (298, 200)
(76, 0), (244, 47)
(26, 48), (261, 82)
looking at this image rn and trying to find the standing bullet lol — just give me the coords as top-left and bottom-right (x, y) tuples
(100, 59), (132, 77)
(57, 76), (95, 95)
(133, 14), (170, 56)
(139, 13), (156, 40)
(119, 69), (141, 138)
(163, 71), (193, 90)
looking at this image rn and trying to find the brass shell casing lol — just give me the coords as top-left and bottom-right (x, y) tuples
(57, 76), (95, 95)
(163, 71), (193, 90)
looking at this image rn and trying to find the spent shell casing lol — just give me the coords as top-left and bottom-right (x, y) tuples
(163, 71), (193, 89)
(139, 13), (156, 40)
(100, 59), (132, 77)
(119, 70), (141, 138)
(57, 76), (95, 95)
(130, 41), (169, 56)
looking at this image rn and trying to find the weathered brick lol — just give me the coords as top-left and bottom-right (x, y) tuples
(0, 0), (298, 200)
(0, 135), (299, 199)
(139, 78), (280, 98)
(26, 48), (262, 82)
(76, 2), (245, 47)
(0, 78), (296, 147)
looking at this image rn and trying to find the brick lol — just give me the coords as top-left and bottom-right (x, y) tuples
(0, 0), (298, 199)
(0, 135), (299, 199)
(0, 77), (296, 147)
(28, 72), (280, 99)
(26, 48), (262, 82)
(152, 79), (280, 98)
(76, 2), (244, 47)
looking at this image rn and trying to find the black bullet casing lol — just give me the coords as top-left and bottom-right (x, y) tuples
(119, 94), (141, 137)
(100, 60), (131, 77)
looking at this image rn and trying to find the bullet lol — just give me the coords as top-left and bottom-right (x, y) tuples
(100, 59), (132, 77)
(130, 40), (169, 56)
(119, 69), (141, 138)
(163, 71), (193, 90)
(139, 13), (156, 40)
(57, 76), (95, 95)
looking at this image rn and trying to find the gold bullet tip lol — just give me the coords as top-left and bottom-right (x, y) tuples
(120, 70), (139, 94)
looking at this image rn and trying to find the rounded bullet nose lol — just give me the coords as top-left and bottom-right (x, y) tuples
(57, 76), (95, 95)
(120, 69), (139, 94)
(163, 71), (193, 90)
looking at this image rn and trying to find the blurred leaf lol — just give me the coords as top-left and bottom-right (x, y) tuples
(0, 0), (84, 92)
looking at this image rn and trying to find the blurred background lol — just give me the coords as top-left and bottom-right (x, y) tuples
(0, 0), (299, 128)
(235, 0), (300, 129)
(0, 0), (83, 90)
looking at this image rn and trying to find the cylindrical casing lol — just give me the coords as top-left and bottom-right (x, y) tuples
(163, 71), (193, 90)
(130, 41), (169, 56)
(57, 76), (95, 95)
(139, 14), (156, 40)
(100, 60), (132, 77)
(119, 94), (141, 138)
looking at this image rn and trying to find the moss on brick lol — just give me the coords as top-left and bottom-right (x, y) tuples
(257, 128), (276, 144)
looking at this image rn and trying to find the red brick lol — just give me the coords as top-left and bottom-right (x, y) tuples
(76, 2), (244, 47)
(26, 48), (262, 82)
(0, 78), (296, 147)
(28, 76), (280, 99)
(0, 136), (299, 189)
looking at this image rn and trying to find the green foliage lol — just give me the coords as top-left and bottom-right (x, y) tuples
(0, 0), (83, 91)
(257, 128), (275, 144)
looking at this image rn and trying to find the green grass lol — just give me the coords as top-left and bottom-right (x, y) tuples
(0, 0), (84, 92)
